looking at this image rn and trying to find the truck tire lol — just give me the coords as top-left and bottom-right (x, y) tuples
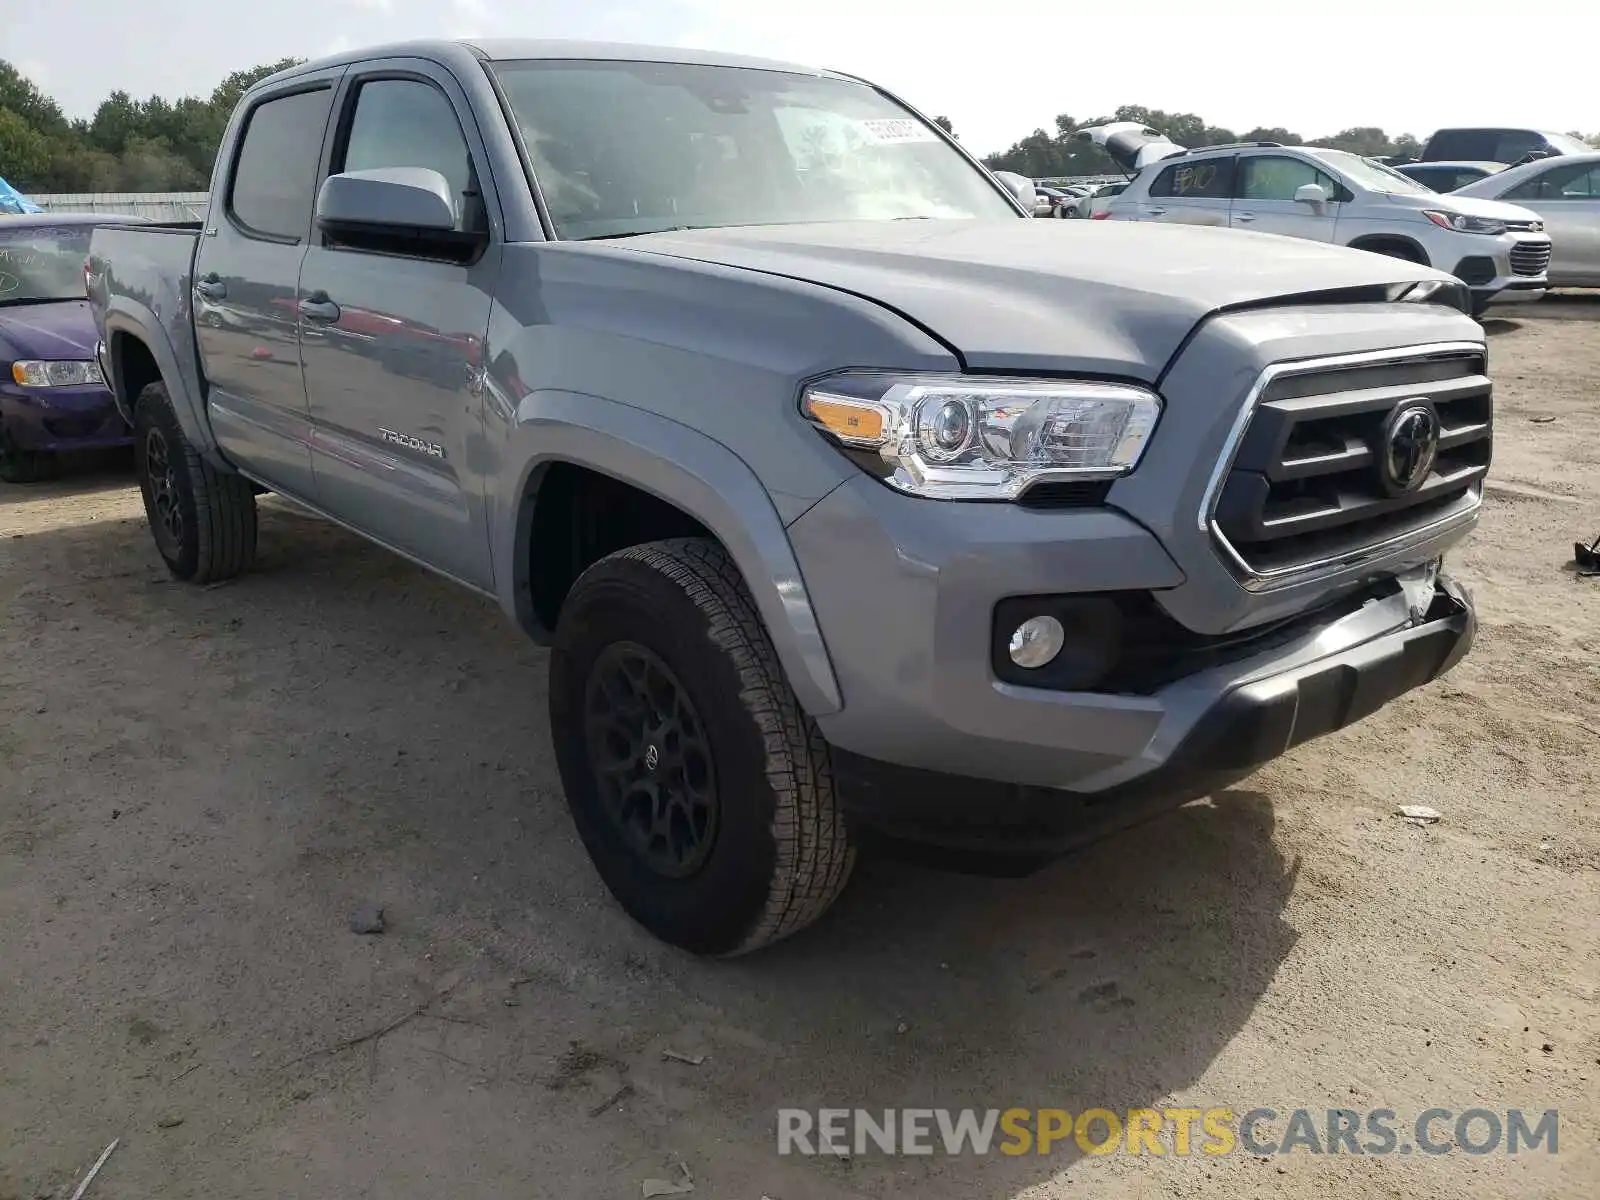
(133, 380), (257, 583)
(550, 537), (855, 956)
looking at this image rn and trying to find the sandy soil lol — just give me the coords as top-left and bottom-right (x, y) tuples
(1, 302), (1596, 1199)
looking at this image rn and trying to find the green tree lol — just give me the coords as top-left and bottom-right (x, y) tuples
(0, 62), (68, 134)
(209, 58), (303, 117)
(0, 55), (307, 192)
(933, 115), (955, 138)
(0, 105), (53, 185)
(1240, 127), (1303, 146)
(1317, 126), (1394, 157)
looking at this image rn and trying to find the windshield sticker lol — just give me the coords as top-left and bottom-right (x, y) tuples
(856, 118), (940, 145)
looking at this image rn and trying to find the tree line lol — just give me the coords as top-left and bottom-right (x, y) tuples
(4, 59), (1596, 193)
(0, 58), (302, 193)
(981, 105), (1600, 179)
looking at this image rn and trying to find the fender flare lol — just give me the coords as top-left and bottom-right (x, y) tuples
(1346, 235), (1431, 268)
(103, 300), (220, 458)
(497, 389), (843, 717)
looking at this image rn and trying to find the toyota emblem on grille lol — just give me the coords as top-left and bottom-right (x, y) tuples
(1379, 403), (1441, 496)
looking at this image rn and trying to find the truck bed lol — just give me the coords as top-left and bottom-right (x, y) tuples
(87, 222), (206, 428)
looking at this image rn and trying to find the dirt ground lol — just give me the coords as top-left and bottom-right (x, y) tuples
(1, 301), (1596, 1200)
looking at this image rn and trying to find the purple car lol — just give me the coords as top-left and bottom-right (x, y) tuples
(1, 213), (142, 482)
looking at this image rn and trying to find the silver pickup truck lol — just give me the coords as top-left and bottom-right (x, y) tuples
(88, 39), (1486, 955)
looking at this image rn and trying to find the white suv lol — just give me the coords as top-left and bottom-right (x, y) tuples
(1082, 132), (1551, 316)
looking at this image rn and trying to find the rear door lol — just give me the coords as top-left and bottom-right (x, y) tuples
(1138, 155), (1236, 226)
(192, 72), (341, 499)
(1231, 154), (1344, 242)
(1500, 159), (1600, 285)
(297, 59), (502, 590)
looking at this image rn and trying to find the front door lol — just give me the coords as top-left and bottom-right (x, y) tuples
(1231, 154), (1343, 243)
(299, 63), (502, 591)
(193, 78), (339, 500)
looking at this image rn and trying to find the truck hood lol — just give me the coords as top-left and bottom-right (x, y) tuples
(620, 220), (1448, 379)
(0, 299), (98, 362)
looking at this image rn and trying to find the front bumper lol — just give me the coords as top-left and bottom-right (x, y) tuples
(1449, 231), (1550, 304)
(833, 574), (1474, 856)
(0, 383), (132, 452)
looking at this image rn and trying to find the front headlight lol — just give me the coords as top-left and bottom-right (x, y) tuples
(801, 372), (1162, 500)
(10, 359), (105, 388)
(1423, 210), (1507, 236)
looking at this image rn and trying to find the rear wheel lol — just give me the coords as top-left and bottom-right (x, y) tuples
(550, 538), (855, 956)
(133, 381), (257, 582)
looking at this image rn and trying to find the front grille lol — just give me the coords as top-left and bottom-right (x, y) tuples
(1210, 348), (1491, 578)
(1510, 241), (1552, 276)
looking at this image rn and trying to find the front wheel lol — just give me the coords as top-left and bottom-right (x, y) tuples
(133, 380), (258, 582)
(550, 538), (856, 956)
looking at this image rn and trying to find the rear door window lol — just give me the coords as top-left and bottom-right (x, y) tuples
(1148, 157), (1235, 199)
(228, 87), (336, 241)
(1506, 161), (1600, 201)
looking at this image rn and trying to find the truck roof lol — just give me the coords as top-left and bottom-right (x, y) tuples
(262, 38), (836, 91)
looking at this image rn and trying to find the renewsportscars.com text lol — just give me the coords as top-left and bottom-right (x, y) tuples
(777, 1107), (1559, 1157)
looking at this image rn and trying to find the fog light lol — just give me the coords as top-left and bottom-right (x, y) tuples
(1008, 615), (1065, 668)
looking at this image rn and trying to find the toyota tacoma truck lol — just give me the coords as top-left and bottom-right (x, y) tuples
(87, 39), (1485, 956)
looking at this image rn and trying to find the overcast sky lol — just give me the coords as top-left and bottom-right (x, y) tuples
(4, 0), (1592, 157)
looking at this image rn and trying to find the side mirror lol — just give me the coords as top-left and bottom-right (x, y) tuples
(994, 170), (1038, 213)
(315, 167), (484, 260)
(1295, 183), (1330, 208)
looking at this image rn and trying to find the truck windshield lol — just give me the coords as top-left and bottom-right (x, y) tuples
(490, 59), (1018, 239)
(0, 223), (94, 306)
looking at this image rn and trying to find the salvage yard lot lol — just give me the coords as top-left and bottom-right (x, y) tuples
(1, 301), (1597, 1200)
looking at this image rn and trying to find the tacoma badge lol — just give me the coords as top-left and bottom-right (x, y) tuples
(378, 427), (445, 460)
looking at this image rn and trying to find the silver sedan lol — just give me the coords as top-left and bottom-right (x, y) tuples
(1455, 152), (1600, 287)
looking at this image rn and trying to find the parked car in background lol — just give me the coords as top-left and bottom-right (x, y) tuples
(1032, 184), (1069, 217)
(1087, 133), (1550, 315)
(1419, 128), (1591, 166)
(1, 213), (140, 481)
(89, 38), (1485, 955)
(1079, 181), (1129, 219)
(1395, 161), (1506, 193)
(1455, 152), (1600, 287)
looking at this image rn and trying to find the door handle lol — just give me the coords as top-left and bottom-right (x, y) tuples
(1235, 212), (1256, 222)
(1143, 207), (1167, 216)
(298, 294), (341, 324)
(195, 277), (226, 300)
